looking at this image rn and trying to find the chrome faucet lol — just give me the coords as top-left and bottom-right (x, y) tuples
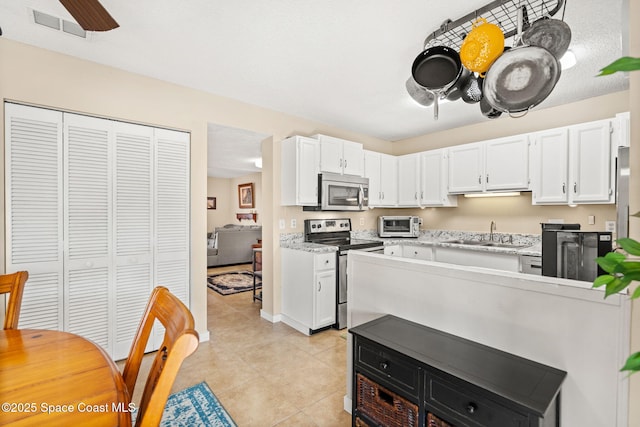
(489, 221), (496, 241)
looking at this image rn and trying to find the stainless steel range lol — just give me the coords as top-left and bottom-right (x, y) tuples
(304, 218), (384, 329)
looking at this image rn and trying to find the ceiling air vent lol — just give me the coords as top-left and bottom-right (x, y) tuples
(32, 9), (87, 38)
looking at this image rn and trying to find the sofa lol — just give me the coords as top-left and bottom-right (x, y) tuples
(207, 225), (262, 267)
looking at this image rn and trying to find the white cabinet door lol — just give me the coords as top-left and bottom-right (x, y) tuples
(420, 149), (457, 206)
(569, 120), (614, 204)
(448, 143), (484, 193)
(5, 103), (64, 330)
(484, 135), (530, 191)
(313, 270), (336, 329)
(531, 128), (569, 204)
(342, 140), (364, 176)
(380, 153), (398, 206)
(281, 136), (319, 206)
(384, 245), (401, 256)
(402, 246), (433, 261)
(315, 134), (363, 176)
(397, 153), (420, 206)
(532, 120), (614, 205)
(364, 150), (382, 206)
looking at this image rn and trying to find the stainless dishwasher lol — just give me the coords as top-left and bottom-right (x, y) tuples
(520, 255), (542, 275)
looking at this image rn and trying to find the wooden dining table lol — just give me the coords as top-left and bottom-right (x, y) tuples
(0, 329), (132, 426)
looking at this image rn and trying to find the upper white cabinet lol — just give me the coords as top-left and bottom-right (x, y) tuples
(364, 150), (397, 207)
(532, 119), (614, 205)
(448, 135), (530, 194)
(281, 136), (319, 206)
(420, 149), (458, 207)
(397, 153), (421, 206)
(313, 134), (364, 176)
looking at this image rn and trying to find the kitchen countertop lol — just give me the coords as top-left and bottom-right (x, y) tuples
(280, 230), (542, 256)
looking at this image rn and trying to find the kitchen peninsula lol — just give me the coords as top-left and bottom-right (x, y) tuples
(345, 250), (631, 427)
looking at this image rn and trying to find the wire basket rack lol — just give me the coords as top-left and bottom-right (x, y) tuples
(423, 0), (565, 50)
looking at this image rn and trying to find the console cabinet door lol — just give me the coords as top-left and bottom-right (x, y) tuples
(531, 128), (569, 204)
(569, 120), (614, 203)
(484, 135), (530, 191)
(448, 143), (484, 193)
(313, 270), (336, 329)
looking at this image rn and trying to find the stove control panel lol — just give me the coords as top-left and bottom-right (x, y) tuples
(305, 218), (351, 234)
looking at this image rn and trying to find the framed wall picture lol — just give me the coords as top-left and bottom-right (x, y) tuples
(238, 183), (255, 209)
(207, 197), (216, 210)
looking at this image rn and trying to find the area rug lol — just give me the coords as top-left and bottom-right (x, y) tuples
(161, 382), (236, 427)
(207, 271), (259, 295)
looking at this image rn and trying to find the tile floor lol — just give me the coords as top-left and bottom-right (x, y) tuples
(125, 264), (352, 426)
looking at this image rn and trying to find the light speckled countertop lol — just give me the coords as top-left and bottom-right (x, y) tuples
(280, 230), (542, 256)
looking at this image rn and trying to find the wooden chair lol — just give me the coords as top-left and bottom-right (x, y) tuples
(122, 286), (199, 427)
(1, 271), (29, 329)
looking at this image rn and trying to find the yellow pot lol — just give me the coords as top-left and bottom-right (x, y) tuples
(460, 18), (505, 75)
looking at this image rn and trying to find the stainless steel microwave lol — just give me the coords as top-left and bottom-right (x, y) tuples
(303, 172), (369, 211)
(378, 216), (421, 238)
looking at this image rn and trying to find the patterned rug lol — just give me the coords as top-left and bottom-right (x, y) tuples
(207, 271), (259, 295)
(161, 382), (236, 426)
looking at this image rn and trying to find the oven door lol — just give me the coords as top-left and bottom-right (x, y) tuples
(320, 173), (369, 211)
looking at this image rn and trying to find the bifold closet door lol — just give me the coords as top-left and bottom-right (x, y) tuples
(63, 113), (113, 351)
(112, 121), (154, 360)
(5, 103), (64, 330)
(152, 128), (191, 349)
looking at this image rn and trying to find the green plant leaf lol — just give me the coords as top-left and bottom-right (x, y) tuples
(604, 277), (629, 297)
(621, 352), (640, 373)
(593, 274), (615, 288)
(631, 285), (640, 300)
(598, 57), (640, 76)
(615, 261), (640, 274)
(616, 238), (640, 256)
(596, 252), (627, 273)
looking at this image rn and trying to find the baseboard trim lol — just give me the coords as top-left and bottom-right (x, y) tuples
(260, 309), (282, 323)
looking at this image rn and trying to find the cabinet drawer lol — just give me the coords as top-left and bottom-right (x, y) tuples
(315, 252), (336, 270)
(426, 375), (528, 427)
(356, 340), (420, 397)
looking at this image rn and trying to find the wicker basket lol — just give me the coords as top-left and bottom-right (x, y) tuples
(356, 373), (419, 427)
(355, 416), (370, 427)
(427, 412), (454, 427)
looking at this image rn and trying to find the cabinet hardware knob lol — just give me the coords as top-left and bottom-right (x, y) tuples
(379, 361), (389, 370)
(318, 282), (322, 291)
(466, 402), (478, 414)
(486, 174), (489, 183)
(562, 183), (566, 194)
(344, 159), (348, 168)
(573, 182), (577, 193)
(478, 175), (481, 184)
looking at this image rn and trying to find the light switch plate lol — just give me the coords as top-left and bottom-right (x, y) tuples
(279, 219), (285, 230)
(359, 218), (364, 226)
(588, 215), (595, 225)
(605, 221), (616, 232)
(290, 218), (297, 229)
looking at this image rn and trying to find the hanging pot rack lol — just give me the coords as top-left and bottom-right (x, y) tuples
(423, 0), (565, 51)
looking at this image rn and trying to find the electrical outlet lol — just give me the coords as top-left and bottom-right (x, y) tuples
(279, 219), (285, 230)
(605, 221), (616, 232)
(588, 215), (595, 225)
(290, 218), (297, 229)
(359, 218), (364, 226)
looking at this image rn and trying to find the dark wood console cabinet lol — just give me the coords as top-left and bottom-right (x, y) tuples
(350, 315), (566, 427)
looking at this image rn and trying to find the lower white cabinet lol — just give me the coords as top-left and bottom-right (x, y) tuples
(402, 245), (433, 261)
(384, 245), (401, 256)
(281, 249), (337, 335)
(434, 247), (519, 272)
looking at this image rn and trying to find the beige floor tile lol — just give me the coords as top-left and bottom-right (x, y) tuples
(302, 390), (352, 427)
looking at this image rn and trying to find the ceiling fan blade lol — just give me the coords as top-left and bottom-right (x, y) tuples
(59, 0), (119, 31)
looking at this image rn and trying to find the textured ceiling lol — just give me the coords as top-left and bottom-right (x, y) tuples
(0, 0), (629, 177)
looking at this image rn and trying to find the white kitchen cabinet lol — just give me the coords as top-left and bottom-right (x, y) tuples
(384, 245), (401, 256)
(397, 153), (421, 206)
(531, 119), (614, 205)
(4, 103), (190, 360)
(281, 136), (319, 206)
(281, 249), (337, 335)
(420, 149), (458, 207)
(314, 134), (364, 176)
(364, 150), (398, 207)
(447, 143), (484, 193)
(448, 135), (529, 194)
(434, 247), (519, 272)
(402, 245), (433, 261)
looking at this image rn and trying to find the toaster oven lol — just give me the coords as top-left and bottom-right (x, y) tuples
(378, 216), (421, 238)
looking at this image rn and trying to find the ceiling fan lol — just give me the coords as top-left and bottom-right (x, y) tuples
(59, 0), (119, 31)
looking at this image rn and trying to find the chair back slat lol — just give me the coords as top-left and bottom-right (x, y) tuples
(121, 286), (199, 427)
(0, 271), (29, 330)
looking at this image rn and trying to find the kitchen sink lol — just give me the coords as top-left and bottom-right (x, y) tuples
(441, 239), (528, 249)
(441, 239), (485, 245)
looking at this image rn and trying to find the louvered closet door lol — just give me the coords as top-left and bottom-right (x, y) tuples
(63, 113), (113, 352)
(5, 103), (64, 330)
(113, 122), (154, 360)
(152, 128), (190, 348)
